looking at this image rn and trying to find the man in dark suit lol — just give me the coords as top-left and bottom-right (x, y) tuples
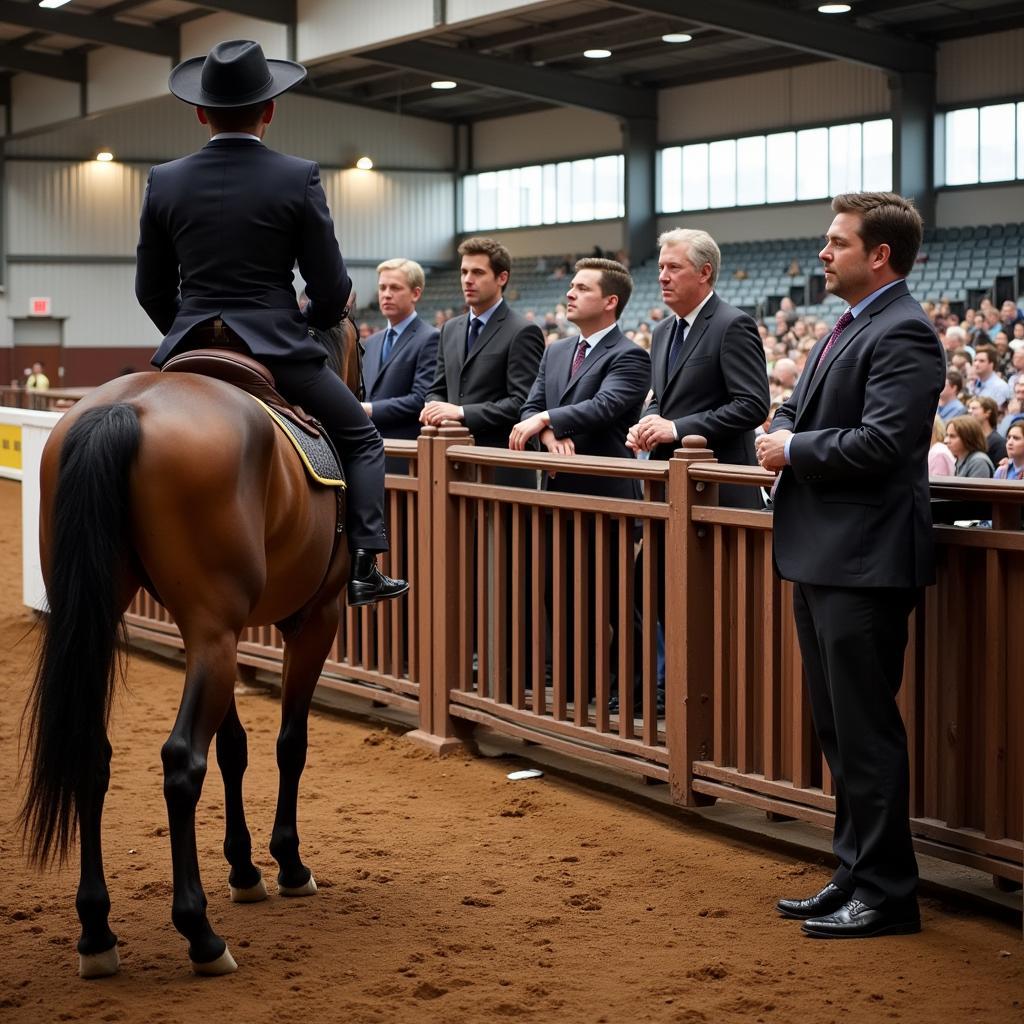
(757, 192), (945, 939)
(511, 258), (650, 710)
(627, 228), (770, 509)
(135, 39), (405, 606)
(421, 236), (544, 479)
(361, 258), (439, 468)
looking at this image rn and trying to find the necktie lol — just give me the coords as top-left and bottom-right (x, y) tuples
(466, 317), (482, 355)
(570, 337), (588, 377)
(812, 309), (854, 377)
(668, 316), (689, 373)
(381, 327), (396, 363)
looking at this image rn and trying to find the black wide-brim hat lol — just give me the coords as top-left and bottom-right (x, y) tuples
(169, 39), (306, 108)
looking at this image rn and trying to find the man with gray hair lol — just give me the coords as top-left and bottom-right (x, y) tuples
(627, 227), (769, 507)
(361, 257), (439, 452)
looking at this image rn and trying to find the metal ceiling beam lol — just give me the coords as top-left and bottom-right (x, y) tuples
(360, 40), (653, 118)
(638, 49), (823, 90)
(530, 27), (733, 68)
(292, 81), (452, 123)
(921, 2), (1024, 39)
(0, 42), (85, 81)
(192, 1), (295, 23)
(0, 0), (177, 57)
(476, 8), (645, 52)
(309, 65), (397, 91)
(610, 0), (935, 74)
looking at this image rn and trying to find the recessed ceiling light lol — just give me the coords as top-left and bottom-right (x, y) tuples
(430, 80), (457, 90)
(817, 3), (851, 12)
(38, 0), (74, 8)
(662, 33), (693, 44)
(583, 48), (612, 59)
(95, 150), (114, 162)
(355, 156), (373, 170)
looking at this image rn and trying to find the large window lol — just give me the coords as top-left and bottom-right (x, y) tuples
(658, 119), (893, 214)
(942, 100), (1024, 186)
(462, 155), (624, 232)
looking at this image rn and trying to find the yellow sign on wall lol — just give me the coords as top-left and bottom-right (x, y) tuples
(0, 424), (22, 470)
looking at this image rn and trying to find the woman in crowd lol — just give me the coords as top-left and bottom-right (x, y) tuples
(928, 416), (956, 477)
(967, 395), (1007, 464)
(994, 419), (1024, 481)
(945, 415), (995, 478)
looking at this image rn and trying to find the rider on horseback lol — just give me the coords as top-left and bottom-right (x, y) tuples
(136, 39), (407, 607)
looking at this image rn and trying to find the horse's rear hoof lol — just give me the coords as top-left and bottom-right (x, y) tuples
(230, 875), (269, 903)
(191, 946), (237, 976)
(79, 945), (120, 979)
(278, 873), (317, 897)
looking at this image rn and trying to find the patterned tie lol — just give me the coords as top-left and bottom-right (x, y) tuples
(381, 327), (396, 363)
(570, 336), (588, 377)
(466, 317), (482, 355)
(812, 309), (854, 377)
(668, 316), (689, 374)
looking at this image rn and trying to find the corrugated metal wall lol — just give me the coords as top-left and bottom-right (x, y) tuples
(658, 61), (891, 144)
(937, 29), (1024, 107)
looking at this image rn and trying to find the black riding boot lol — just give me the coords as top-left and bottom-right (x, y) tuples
(348, 549), (409, 607)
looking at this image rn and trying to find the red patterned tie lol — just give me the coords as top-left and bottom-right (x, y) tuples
(812, 309), (854, 377)
(570, 337), (588, 376)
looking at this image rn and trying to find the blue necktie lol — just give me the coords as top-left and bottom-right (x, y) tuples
(466, 317), (482, 355)
(668, 316), (689, 373)
(381, 327), (396, 363)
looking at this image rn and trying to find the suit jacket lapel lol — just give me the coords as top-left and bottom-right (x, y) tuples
(362, 335), (382, 394)
(462, 301), (507, 373)
(652, 317), (673, 396)
(559, 327), (622, 401)
(446, 313), (469, 377)
(665, 293), (717, 389)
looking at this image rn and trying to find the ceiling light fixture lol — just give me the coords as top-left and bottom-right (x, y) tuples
(355, 156), (374, 170)
(583, 48), (612, 59)
(817, 3), (852, 12)
(430, 80), (457, 90)
(38, 0), (74, 8)
(95, 150), (114, 163)
(662, 33), (693, 44)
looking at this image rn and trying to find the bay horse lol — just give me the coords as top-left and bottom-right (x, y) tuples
(20, 323), (362, 978)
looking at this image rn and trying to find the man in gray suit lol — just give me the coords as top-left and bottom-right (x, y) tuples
(421, 237), (545, 468)
(627, 228), (770, 508)
(361, 258), (438, 469)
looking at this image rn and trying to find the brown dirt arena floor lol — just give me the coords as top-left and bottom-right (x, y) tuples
(0, 477), (1020, 1024)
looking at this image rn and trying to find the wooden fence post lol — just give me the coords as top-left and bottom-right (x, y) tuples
(666, 435), (719, 806)
(405, 424), (474, 754)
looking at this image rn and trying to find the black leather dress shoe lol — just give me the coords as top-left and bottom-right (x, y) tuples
(347, 550), (409, 607)
(776, 882), (850, 920)
(801, 898), (920, 939)
(608, 688), (665, 716)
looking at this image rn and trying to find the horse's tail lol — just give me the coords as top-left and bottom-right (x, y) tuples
(20, 402), (141, 867)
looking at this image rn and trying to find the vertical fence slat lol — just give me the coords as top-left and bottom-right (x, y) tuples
(476, 498), (489, 698)
(552, 508), (567, 721)
(531, 506), (546, 716)
(616, 516), (635, 740)
(573, 510), (590, 727)
(594, 513), (610, 734)
(511, 505), (526, 709)
(984, 548), (1007, 839)
(492, 499), (508, 706)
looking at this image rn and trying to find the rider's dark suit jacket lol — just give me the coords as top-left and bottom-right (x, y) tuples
(136, 137), (350, 367)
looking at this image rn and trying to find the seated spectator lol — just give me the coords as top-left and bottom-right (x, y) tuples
(994, 419), (1024, 480)
(771, 358), (799, 398)
(998, 376), (1024, 435)
(945, 416), (995, 478)
(971, 344), (1012, 405)
(633, 321), (652, 351)
(993, 331), (1013, 375)
(968, 395), (1008, 464)
(648, 306), (664, 322)
(785, 258), (801, 277)
(999, 299), (1024, 334)
(812, 320), (829, 342)
(950, 348), (973, 377)
(937, 368), (967, 422)
(928, 416), (956, 477)
(732, 268), (749, 280)
(941, 324), (966, 357)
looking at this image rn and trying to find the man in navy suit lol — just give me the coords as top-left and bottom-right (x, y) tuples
(627, 228), (770, 509)
(135, 39), (405, 606)
(361, 258), (439, 469)
(511, 259), (650, 711)
(757, 193), (945, 938)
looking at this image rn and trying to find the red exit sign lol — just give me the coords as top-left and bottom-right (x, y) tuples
(30, 297), (51, 316)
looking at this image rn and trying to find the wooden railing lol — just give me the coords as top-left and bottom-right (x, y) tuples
(120, 426), (1023, 887)
(0, 387), (90, 411)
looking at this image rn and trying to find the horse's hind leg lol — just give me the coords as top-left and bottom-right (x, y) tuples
(270, 598), (340, 895)
(216, 698), (267, 902)
(162, 630), (240, 975)
(77, 738), (119, 978)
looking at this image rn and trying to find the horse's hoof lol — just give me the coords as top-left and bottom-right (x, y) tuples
(79, 945), (120, 979)
(278, 873), (317, 897)
(191, 946), (237, 976)
(230, 876), (268, 903)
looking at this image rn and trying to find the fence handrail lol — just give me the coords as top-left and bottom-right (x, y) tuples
(444, 442), (672, 481)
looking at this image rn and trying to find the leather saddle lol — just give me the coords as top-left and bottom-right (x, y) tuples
(162, 347), (322, 439)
